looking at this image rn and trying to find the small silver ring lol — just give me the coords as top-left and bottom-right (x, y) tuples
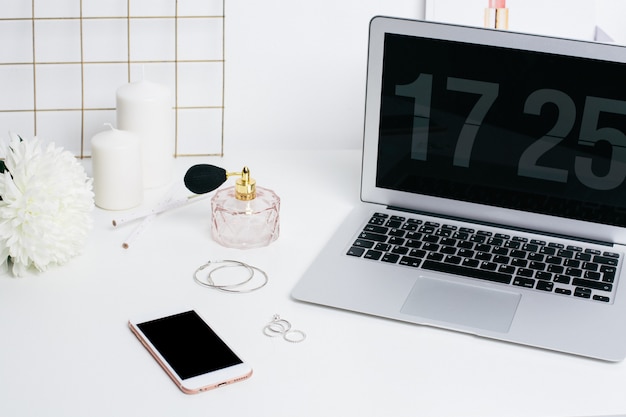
(283, 329), (307, 343)
(263, 320), (290, 337)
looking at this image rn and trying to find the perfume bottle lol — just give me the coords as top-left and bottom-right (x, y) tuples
(211, 167), (280, 249)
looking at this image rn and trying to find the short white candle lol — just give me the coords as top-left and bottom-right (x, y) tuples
(116, 80), (173, 189)
(91, 125), (143, 210)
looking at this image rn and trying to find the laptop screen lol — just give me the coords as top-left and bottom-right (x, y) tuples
(376, 32), (626, 228)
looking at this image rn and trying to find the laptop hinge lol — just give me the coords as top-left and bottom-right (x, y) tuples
(386, 205), (613, 247)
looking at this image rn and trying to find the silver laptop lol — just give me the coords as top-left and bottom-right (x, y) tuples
(292, 16), (626, 361)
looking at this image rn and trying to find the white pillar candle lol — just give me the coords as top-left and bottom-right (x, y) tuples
(116, 80), (173, 189)
(91, 125), (143, 210)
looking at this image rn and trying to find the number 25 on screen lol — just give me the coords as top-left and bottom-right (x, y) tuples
(396, 74), (626, 191)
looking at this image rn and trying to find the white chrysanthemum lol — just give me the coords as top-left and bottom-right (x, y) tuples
(0, 134), (94, 276)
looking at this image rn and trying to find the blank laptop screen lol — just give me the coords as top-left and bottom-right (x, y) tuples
(376, 32), (626, 227)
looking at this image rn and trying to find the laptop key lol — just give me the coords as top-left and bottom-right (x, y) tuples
(492, 246), (508, 255)
(513, 277), (535, 288)
(385, 219), (403, 228)
(480, 261), (498, 271)
(475, 252), (492, 261)
(444, 255), (462, 265)
(594, 255), (618, 266)
(540, 246), (556, 255)
(369, 215), (387, 226)
(391, 246), (409, 255)
(504, 240), (521, 249)
(359, 232), (388, 242)
(421, 260), (512, 284)
(601, 266), (616, 282)
(353, 239), (375, 248)
(440, 237), (457, 246)
(405, 239), (422, 249)
(457, 240), (474, 249)
(422, 235), (439, 243)
(536, 280), (554, 291)
(565, 267), (582, 277)
(535, 271), (552, 281)
(427, 252), (445, 262)
(582, 262), (598, 271)
(498, 265), (516, 274)
(572, 278), (612, 292)
(453, 231), (470, 240)
(493, 255), (510, 264)
(399, 256), (422, 267)
(554, 275), (570, 284)
(364, 250), (383, 260)
(457, 248), (475, 258)
(511, 258), (528, 267)
(388, 228), (406, 237)
(382, 253), (400, 263)
(374, 243), (391, 251)
(364, 224), (388, 234)
(574, 287), (592, 298)
(408, 249), (427, 258)
(545, 255), (562, 265)
(584, 271), (601, 280)
(423, 242), (440, 252)
(558, 249), (574, 259)
(347, 247), (366, 257)
(462, 258), (480, 268)
(441, 246), (457, 255)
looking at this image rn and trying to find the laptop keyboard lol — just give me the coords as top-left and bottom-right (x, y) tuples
(347, 212), (620, 303)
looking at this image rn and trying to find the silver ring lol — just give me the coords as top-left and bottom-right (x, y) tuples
(263, 318), (292, 336)
(283, 329), (307, 343)
(193, 260), (254, 289)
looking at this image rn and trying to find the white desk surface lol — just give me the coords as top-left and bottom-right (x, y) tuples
(1, 150), (625, 417)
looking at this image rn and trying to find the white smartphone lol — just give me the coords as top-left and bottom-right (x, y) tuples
(128, 309), (253, 394)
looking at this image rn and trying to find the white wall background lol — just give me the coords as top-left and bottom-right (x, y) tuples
(223, 0), (424, 152)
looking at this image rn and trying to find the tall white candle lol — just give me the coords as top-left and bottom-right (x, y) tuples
(91, 125), (143, 210)
(116, 80), (173, 189)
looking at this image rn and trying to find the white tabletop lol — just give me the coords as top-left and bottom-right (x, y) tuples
(1, 150), (625, 417)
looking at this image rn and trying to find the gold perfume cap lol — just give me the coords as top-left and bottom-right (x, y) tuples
(235, 166), (256, 201)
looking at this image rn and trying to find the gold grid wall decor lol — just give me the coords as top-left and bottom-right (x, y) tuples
(0, 0), (225, 158)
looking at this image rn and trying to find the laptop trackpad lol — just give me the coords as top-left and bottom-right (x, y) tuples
(401, 276), (521, 333)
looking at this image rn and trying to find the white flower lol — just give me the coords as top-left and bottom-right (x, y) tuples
(0, 134), (94, 276)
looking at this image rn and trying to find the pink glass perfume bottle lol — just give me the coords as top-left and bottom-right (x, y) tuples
(211, 167), (280, 249)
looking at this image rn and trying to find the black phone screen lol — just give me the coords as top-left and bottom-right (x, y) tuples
(136, 310), (243, 380)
